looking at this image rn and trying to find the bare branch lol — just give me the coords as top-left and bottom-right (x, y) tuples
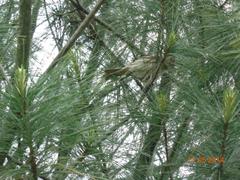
(0, 64), (8, 84)
(70, 0), (143, 56)
(45, 0), (106, 73)
(219, 0), (229, 9)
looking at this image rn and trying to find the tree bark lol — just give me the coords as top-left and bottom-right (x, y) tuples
(133, 73), (171, 179)
(16, 0), (33, 71)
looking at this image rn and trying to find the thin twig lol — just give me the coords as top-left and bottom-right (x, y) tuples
(43, 0), (62, 50)
(70, 0), (143, 56)
(138, 51), (169, 103)
(219, 0), (229, 9)
(0, 64), (9, 84)
(45, 0), (106, 73)
(6, 155), (49, 180)
(70, 0), (147, 98)
(163, 124), (169, 161)
(160, 117), (191, 180)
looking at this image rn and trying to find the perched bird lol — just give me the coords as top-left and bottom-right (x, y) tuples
(104, 55), (174, 84)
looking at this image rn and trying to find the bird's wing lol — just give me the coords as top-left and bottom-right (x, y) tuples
(104, 67), (129, 80)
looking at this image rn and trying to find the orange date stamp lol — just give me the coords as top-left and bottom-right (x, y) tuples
(188, 155), (224, 164)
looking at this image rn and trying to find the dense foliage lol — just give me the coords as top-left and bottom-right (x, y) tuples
(0, 0), (240, 179)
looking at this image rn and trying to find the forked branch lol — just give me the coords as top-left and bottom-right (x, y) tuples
(45, 0), (106, 73)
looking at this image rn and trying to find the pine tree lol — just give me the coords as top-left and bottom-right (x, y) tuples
(0, 0), (240, 179)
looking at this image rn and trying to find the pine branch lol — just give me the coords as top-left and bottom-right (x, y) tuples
(160, 117), (191, 180)
(69, 2), (147, 99)
(45, 0), (106, 73)
(218, 120), (229, 178)
(43, 0), (62, 50)
(133, 73), (171, 179)
(16, 0), (32, 71)
(219, 0), (229, 9)
(163, 123), (169, 162)
(6, 155), (49, 180)
(138, 51), (170, 103)
(31, 0), (42, 39)
(69, 0), (143, 56)
(0, 63), (8, 84)
(29, 145), (38, 180)
(1, 0), (32, 168)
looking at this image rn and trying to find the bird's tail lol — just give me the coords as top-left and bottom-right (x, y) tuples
(104, 67), (129, 80)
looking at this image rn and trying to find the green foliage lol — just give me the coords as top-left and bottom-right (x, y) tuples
(223, 88), (238, 123)
(1, 0), (240, 179)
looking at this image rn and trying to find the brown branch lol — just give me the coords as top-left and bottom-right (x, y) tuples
(160, 117), (191, 180)
(218, 120), (228, 178)
(43, 0), (62, 50)
(163, 124), (169, 161)
(70, 0), (143, 56)
(29, 145), (38, 180)
(71, 1), (146, 91)
(138, 52), (169, 103)
(6, 155), (22, 166)
(6, 155), (49, 180)
(0, 64), (8, 84)
(39, 176), (50, 180)
(70, 0), (99, 42)
(133, 72), (171, 179)
(45, 0), (106, 73)
(219, 0), (229, 9)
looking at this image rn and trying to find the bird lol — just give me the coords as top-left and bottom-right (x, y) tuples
(104, 55), (174, 84)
